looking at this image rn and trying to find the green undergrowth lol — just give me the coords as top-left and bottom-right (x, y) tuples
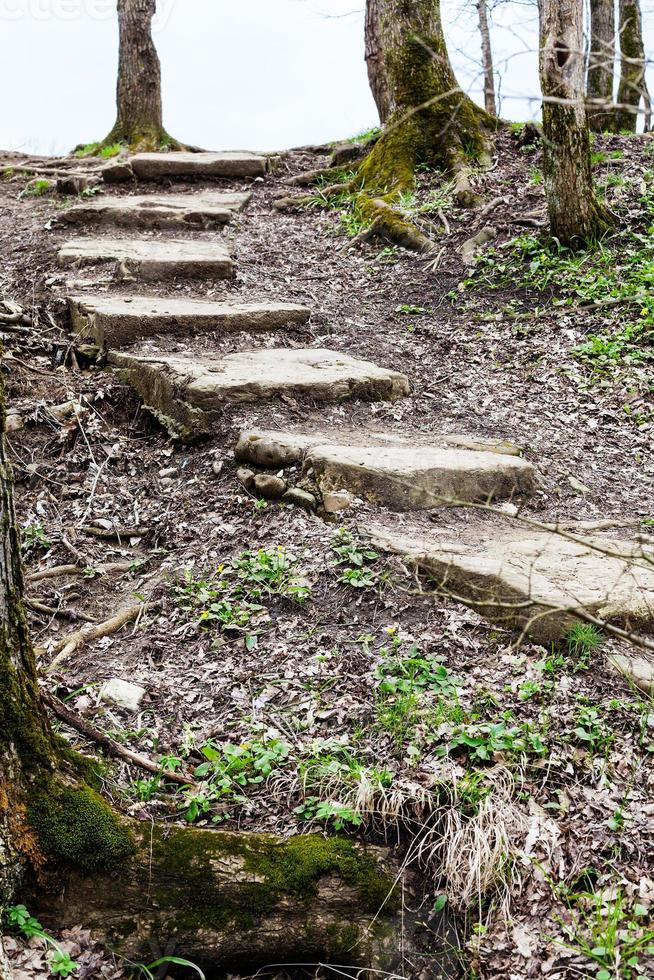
(74, 142), (124, 159)
(464, 222), (654, 382)
(175, 546), (310, 648)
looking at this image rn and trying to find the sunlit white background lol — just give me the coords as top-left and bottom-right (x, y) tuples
(0, 0), (649, 156)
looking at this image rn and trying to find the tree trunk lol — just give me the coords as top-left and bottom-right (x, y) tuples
(586, 0), (615, 131)
(359, 0), (498, 198)
(539, 0), (612, 244)
(615, 0), (648, 132)
(477, 0), (497, 116)
(103, 0), (176, 150)
(365, 0), (392, 124)
(0, 366), (423, 972)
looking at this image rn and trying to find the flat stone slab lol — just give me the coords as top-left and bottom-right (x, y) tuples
(69, 295), (311, 348)
(58, 238), (234, 281)
(130, 151), (267, 180)
(235, 429), (535, 511)
(108, 348), (410, 440)
(368, 523), (654, 644)
(61, 191), (251, 229)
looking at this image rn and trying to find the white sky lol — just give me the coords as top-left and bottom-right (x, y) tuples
(0, 0), (649, 156)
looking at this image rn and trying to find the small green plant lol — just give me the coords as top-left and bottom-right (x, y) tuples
(552, 889), (654, 979)
(231, 546), (310, 603)
(74, 142), (101, 157)
(98, 143), (123, 158)
(443, 719), (547, 763)
(133, 956), (206, 980)
(396, 303), (427, 315)
(567, 623), (604, 669)
(332, 529), (379, 588)
(294, 797), (364, 829)
(4, 905), (78, 977)
(21, 521), (51, 557)
(345, 126), (381, 144)
(528, 167), (543, 185)
(22, 178), (52, 198)
(572, 705), (614, 751)
(181, 738), (290, 822)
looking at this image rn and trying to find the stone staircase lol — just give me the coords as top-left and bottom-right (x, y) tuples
(58, 149), (654, 679)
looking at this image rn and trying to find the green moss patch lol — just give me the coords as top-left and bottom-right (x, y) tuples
(28, 782), (134, 873)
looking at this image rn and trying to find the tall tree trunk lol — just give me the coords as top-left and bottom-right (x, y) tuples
(359, 0), (498, 200)
(477, 0), (497, 116)
(365, 0), (392, 124)
(539, 0), (612, 244)
(615, 0), (648, 132)
(586, 0), (616, 130)
(0, 364), (419, 972)
(103, 0), (177, 150)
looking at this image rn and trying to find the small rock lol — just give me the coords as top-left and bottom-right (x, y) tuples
(102, 159), (134, 183)
(323, 489), (355, 513)
(100, 678), (146, 712)
(253, 473), (287, 499)
(282, 487), (317, 511)
(6, 413), (22, 433)
(237, 466), (255, 489)
(159, 467), (178, 478)
(212, 460), (224, 476)
(160, 477), (175, 487)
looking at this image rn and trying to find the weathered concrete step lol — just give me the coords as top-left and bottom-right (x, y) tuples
(108, 348), (410, 440)
(104, 151), (267, 183)
(61, 191), (251, 229)
(368, 522), (654, 644)
(235, 428), (535, 511)
(58, 238), (233, 282)
(69, 295), (311, 348)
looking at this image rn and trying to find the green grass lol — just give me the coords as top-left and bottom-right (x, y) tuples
(468, 227), (654, 376)
(22, 178), (52, 198)
(74, 142), (123, 159)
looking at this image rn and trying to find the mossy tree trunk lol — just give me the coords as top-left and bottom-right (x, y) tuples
(365, 0), (392, 123)
(539, 0), (613, 245)
(0, 368), (419, 972)
(358, 0), (498, 200)
(103, 0), (179, 150)
(586, 0), (616, 131)
(477, 0), (497, 116)
(0, 361), (59, 907)
(615, 0), (649, 132)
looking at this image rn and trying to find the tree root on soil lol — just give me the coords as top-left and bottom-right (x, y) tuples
(41, 601), (150, 672)
(41, 690), (196, 786)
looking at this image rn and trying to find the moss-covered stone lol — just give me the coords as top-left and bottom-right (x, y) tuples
(27, 782), (134, 873)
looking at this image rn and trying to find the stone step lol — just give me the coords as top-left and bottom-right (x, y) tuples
(61, 191), (251, 230)
(104, 151), (267, 182)
(367, 522), (654, 644)
(57, 238), (234, 282)
(69, 295), (311, 348)
(235, 428), (535, 511)
(108, 348), (410, 440)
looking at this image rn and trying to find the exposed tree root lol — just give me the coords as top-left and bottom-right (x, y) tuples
(41, 690), (196, 786)
(282, 166), (351, 187)
(41, 601), (150, 672)
(27, 561), (133, 584)
(357, 196), (436, 252)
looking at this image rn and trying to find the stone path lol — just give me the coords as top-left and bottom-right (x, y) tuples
(69, 295), (310, 347)
(61, 191), (251, 229)
(60, 149), (654, 671)
(58, 237), (234, 281)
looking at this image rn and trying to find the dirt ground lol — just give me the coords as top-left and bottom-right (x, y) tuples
(1, 131), (653, 980)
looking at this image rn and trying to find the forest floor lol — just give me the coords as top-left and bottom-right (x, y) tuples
(1, 128), (653, 980)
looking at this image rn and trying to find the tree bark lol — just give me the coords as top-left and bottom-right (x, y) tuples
(615, 0), (648, 132)
(586, 0), (615, 130)
(103, 0), (176, 150)
(477, 0), (497, 116)
(0, 364), (422, 972)
(359, 0), (498, 197)
(365, 0), (392, 124)
(539, 0), (612, 244)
